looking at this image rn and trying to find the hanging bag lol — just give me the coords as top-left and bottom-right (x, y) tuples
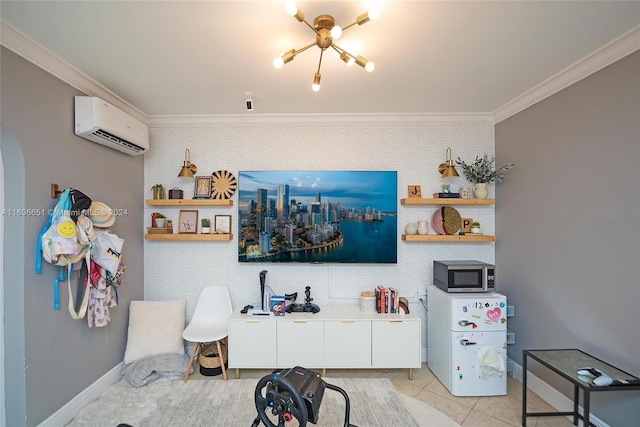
(92, 230), (124, 275)
(37, 189), (94, 319)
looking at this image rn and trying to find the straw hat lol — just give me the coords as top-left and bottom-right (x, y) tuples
(88, 201), (115, 228)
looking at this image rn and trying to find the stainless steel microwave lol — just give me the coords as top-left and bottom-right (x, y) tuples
(433, 260), (495, 293)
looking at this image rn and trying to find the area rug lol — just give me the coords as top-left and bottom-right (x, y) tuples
(67, 377), (456, 426)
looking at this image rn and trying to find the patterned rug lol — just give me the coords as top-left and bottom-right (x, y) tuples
(67, 377), (454, 426)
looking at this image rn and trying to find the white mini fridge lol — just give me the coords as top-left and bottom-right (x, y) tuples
(427, 285), (507, 396)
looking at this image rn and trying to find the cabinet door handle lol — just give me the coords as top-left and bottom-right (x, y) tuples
(389, 320), (403, 323)
(293, 320), (307, 324)
(341, 320), (355, 323)
(246, 320), (260, 323)
(460, 339), (477, 346)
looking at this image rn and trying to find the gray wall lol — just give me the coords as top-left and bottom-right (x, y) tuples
(1, 47), (144, 426)
(496, 50), (640, 424)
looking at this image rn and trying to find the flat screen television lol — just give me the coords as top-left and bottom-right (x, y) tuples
(238, 171), (397, 263)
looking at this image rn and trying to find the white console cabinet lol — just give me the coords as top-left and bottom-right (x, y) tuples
(228, 306), (421, 379)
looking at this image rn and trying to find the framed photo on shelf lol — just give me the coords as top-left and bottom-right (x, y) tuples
(194, 176), (212, 199)
(214, 215), (232, 234)
(178, 210), (198, 234)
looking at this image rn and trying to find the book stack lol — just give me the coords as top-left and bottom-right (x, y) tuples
(375, 286), (400, 313)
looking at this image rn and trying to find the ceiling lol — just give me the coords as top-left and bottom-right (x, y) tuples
(1, 1), (639, 119)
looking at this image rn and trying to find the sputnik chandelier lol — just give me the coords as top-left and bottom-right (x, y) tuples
(273, 1), (380, 92)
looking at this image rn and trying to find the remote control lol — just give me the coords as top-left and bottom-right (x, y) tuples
(612, 379), (640, 386)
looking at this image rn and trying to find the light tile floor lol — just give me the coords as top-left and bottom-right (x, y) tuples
(188, 362), (575, 426)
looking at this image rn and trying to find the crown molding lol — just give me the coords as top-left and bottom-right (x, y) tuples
(3, 17), (637, 128)
(0, 19), (147, 124)
(146, 113), (495, 127)
(493, 25), (640, 124)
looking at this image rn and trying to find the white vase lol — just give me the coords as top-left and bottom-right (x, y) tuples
(473, 183), (489, 199)
(417, 220), (429, 235)
(471, 226), (481, 234)
(404, 223), (418, 235)
(155, 218), (166, 228)
(201, 227), (211, 234)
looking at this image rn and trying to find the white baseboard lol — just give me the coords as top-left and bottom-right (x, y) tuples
(38, 363), (122, 427)
(510, 358), (609, 427)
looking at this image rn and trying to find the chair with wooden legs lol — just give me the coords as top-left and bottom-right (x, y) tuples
(182, 285), (233, 382)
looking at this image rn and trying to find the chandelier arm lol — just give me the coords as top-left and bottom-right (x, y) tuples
(330, 45), (343, 55)
(340, 21), (359, 32)
(332, 43), (355, 60)
(301, 18), (320, 35)
(317, 49), (325, 73)
(294, 41), (319, 57)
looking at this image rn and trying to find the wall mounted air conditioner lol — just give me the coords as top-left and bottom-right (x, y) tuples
(74, 96), (149, 155)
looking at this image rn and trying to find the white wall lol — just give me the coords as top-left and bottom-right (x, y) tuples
(144, 118), (496, 359)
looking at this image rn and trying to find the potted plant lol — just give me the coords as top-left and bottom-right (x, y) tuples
(455, 154), (514, 198)
(166, 219), (173, 230)
(201, 218), (211, 234)
(155, 213), (167, 228)
(151, 184), (165, 199)
(471, 221), (481, 234)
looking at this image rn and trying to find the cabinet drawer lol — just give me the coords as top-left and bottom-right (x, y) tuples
(325, 320), (371, 368)
(371, 320), (421, 368)
(228, 319), (277, 368)
(277, 320), (324, 368)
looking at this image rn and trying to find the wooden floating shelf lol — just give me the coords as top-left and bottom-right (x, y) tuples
(401, 234), (495, 242)
(145, 199), (233, 206)
(401, 198), (494, 205)
(145, 233), (233, 241)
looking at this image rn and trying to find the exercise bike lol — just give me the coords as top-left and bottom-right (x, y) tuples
(251, 366), (357, 427)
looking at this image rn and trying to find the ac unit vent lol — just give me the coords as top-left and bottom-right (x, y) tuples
(91, 129), (146, 154)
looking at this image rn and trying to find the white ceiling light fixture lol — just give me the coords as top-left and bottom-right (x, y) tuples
(273, 1), (380, 92)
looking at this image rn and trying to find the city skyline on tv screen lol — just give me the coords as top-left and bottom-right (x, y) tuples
(238, 171), (397, 263)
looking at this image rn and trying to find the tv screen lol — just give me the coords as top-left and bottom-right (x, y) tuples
(238, 171), (397, 263)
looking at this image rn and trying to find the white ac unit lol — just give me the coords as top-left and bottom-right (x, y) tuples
(74, 96), (149, 155)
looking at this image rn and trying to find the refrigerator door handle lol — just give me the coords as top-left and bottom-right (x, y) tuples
(458, 320), (473, 327)
(460, 339), (477, 346)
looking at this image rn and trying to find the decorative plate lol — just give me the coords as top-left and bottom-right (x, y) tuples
(431, 206), (461, 235)
(210, 170), (237, 199)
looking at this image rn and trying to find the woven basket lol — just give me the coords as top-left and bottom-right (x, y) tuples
(198, 338), (228, 375)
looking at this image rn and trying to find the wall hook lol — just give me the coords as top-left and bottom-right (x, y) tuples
(50, 183), (63, 198)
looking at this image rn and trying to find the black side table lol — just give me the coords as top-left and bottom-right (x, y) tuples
(522, 349), (640, 426)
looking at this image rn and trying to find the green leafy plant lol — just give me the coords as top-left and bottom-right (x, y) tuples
(201, 218), (211, 227)
(456, 154), (514, 184)
(155, 213), (166, 219)
(151, 184), (164, 190)
(472, 221), (480, 227)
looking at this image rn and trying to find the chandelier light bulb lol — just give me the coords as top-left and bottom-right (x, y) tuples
(330, 25), (342, 40)
(368, 8), (381, 21)
(312, 72), (321, 92)
(365, 61), (375, 72)
(285, 1), (297, 16)
(273, 57), (284, 69)
(339, 52), (355, 66)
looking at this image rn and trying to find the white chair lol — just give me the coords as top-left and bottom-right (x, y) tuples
(183, 285), (233, 382)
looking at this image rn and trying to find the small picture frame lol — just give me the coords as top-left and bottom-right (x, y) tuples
(214, 214), (232, 234)
(194, 176), (212, 199)
(178, 210), (198, 234)
(408, 185), (422, 198)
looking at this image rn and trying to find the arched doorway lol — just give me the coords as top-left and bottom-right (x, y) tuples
(1, 123), (26, 427)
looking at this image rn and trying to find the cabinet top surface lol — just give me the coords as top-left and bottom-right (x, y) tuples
(230, 305), (419, 321)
